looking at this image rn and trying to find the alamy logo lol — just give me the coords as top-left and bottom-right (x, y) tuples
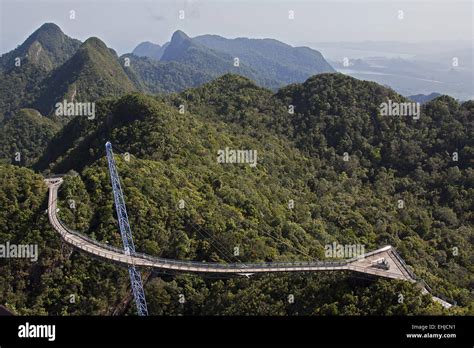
(18, 322), (56, 341)
(0, 242), (38, 262)
(55, 100), (95, 120)
(217, 147), (257, 167)
(325, 242), (365, 259)
(379, 100), (420, 120)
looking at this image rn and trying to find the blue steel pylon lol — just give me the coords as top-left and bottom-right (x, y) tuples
(105, 141), (148, 316)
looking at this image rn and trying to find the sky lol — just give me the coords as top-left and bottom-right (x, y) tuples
(0, 0), (472, 55)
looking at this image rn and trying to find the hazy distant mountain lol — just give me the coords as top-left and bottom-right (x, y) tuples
(408, 92), (442, 104)
(135, 30), (334, 88)
(122, 54), (213, 94)
(194, 34), (335, 84)
(3, 24), (332, 120)
(1, 24), (336, 121)
(159, 30), (279, 87)
(160, 30), (192, 61)
(132, 41), (168, 60)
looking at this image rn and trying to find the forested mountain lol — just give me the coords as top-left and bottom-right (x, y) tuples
(0, 161), (447, 316)
(1, 24), (334, 122)
(31, 37), (137, 116)
(0, 109), (60, 166)
(273, 75), (472, 173)
(0, 23), (81, 73)
(16, 74), (470, 316)
(0, 25), (136, 120)
(159, 30), (278, 88)
(0, 23), (81, 119)
(193, 34), (335, 84)
(121, 54), (213, 94)
(134, 30), (335, 89)
(0, 23), (471, 317)
(0, 24), (213, 121)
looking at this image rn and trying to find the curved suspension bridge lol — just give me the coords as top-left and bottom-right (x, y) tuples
(45, 177), (453, 309)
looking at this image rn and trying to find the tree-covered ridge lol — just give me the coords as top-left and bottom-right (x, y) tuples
(0, 23), (82, 119)
(160, 30), (279, 89)
(31, 37), (137, 116)
(194, 34), (335, 85)
(0, 164), (132, 315)
(171, 73), (473, 306)
(0, 23), (335, 122)
(0, 69), (472, 315)
(27, 73), (473, 313)
(0, 109), (60, 166)
(274, 74), (472, 173)
(0, 23), (81, 73)
(0, 161), (446, 316)
(121, 54), (213, 94)
(134, 30), (335, 88)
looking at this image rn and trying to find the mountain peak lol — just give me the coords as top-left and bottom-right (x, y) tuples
(30, 23), (63, 38)
(0, 22), (81, 72)
(25, 22), (66, 49)
(36, 22), (62, 33)
(82, 37), (109, 50)
(132, 41), (164, 60)
(30, 33), (136, 115)
(136, 41), (160, 49)
(80, 37), (120, 58)
(171, 30), (190, 44)
(161, 30), (194, 62)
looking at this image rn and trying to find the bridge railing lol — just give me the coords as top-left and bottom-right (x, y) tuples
(50, 188), (457, 305)
(390, 248), (455, 306)
(54, 213), (349, 270)
(390, 248), (417, 280)
(53, 203), (438, 280)
(416, 277), (456, 306)
(130, 249), (349, 269)
(55, 217), (129, 254)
